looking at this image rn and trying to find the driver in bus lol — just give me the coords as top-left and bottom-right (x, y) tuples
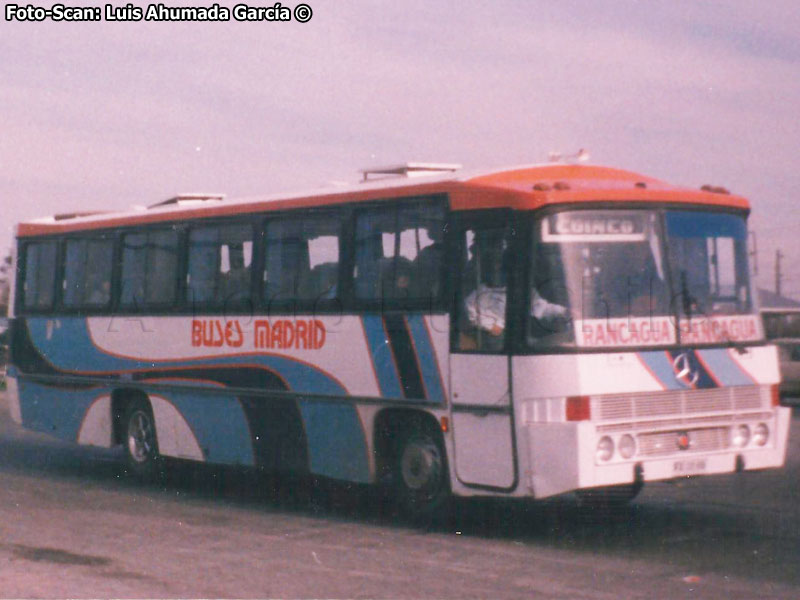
(465, 285), (568, 337)
(464, 240), (567, 339)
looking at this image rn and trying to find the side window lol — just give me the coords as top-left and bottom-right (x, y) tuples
(353, 202), (445, 304)
(22, 241), (57, 310)
(121, 229), (179, 308)
(454, 226), (509, 352)
(263, 213), (341, 304)
(187, 224), (253, 307)
(63, 238), (113, 308)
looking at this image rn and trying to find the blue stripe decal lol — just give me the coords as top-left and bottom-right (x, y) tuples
(638, 351), (684, 390)
(406, 315), (445, 404)
(17, 378), (257, 466)
(696, 349), (755, 386)
(298, 402), (370, 483)
(21, 318), (371, 481)
(17, 380), (101, 442)
(25, 318), (346, 396)
(153, 381), (255, 466)
(361, 316), (403, 399)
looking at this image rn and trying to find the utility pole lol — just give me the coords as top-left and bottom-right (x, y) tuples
(748, 231), (758, 276)
(775, 249), (783, 297)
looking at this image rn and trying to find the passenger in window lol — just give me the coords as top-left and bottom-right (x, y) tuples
(312, 262), (338, 300)
(381, 257), (413, 300)
(222, 244), (250, 303)
(412, 226), (445, 299)
(88, 280), (111, 305)
(394, 262), (412, 297)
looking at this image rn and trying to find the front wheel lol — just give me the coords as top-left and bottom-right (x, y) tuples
(123, 399), (161, 480)
(393, 428), (449, 519)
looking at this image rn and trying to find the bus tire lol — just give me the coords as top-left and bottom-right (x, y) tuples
(393, 426), (449, 520)
(122, 398), (161, 480)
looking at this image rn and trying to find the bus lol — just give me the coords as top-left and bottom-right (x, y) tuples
(761, 306), (800, 401)
(6, 161), (790, 515)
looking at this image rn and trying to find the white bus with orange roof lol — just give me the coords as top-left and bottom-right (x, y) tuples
(6, 161), (789, 515)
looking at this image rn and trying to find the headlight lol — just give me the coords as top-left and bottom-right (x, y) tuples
(753, 423), (769, 446)
(732, 424), (751, 448)
(596, 436), (614, 462)
(618, 434), (636, 459)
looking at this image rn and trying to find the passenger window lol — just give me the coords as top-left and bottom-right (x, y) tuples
(353, 202), (445, 304)
(63, 238), (113, 307)
(263, 214), (341, 304)
(121, 229), (179, 308)
(187, 224), (252, 306)
(22, 241), (57, 310)
(454, 227), (509, 352)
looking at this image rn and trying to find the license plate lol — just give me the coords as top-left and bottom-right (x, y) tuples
(673, 458), (707, 475)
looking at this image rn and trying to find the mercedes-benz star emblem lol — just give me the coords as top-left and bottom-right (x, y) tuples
(672, 352), (699, 387)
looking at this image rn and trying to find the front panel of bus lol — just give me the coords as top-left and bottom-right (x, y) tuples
(508, 206), (788, 498)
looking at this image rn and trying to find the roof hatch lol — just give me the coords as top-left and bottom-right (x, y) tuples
(359, 162), (461, 182)
(148, 193), (225, 209)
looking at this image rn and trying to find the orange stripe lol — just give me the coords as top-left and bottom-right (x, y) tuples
(16, 164), (749, 238)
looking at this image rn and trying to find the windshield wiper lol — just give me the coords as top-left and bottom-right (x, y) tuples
(680, 270), (693, 321)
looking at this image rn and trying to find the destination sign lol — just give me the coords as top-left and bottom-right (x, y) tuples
(575, 314), (762, 348)
(542, 211), (648, 242)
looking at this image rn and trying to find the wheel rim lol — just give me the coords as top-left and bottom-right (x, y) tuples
(127, 410), (155, 464)
(400, 437), (442, 493)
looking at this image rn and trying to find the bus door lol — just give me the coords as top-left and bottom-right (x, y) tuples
(448, 214), (516, 490)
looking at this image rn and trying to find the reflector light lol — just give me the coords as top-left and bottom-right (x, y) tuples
(770, 384), (781, 407)
(566, 396), (591, 421)
(440, 416), (449, 433)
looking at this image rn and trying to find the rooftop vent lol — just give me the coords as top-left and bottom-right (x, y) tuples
(700, 184), (730, 195)
(53, 210), (108, 221)
(148, 193), (225, 209)
(360, 162), (461, 182)
(548, 148), (590, 164)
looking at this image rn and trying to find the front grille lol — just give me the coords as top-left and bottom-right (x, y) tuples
(591, 386), (774, 462)
(638, 427), (729, 456)
(594, 385), (770, 425)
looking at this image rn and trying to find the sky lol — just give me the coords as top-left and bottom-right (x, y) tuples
(2, 0), (799, 299)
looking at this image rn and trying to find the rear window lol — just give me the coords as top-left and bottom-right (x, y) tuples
(22, 241), (58, 310)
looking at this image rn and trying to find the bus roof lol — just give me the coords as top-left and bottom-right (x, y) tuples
(15, 163), (750, 238)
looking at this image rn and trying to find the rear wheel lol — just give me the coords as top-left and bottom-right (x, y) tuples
(123, 399), (161, 479)
(393, 427), (449, 519)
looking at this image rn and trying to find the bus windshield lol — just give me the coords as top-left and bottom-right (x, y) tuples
(528, 208), (760, 349)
